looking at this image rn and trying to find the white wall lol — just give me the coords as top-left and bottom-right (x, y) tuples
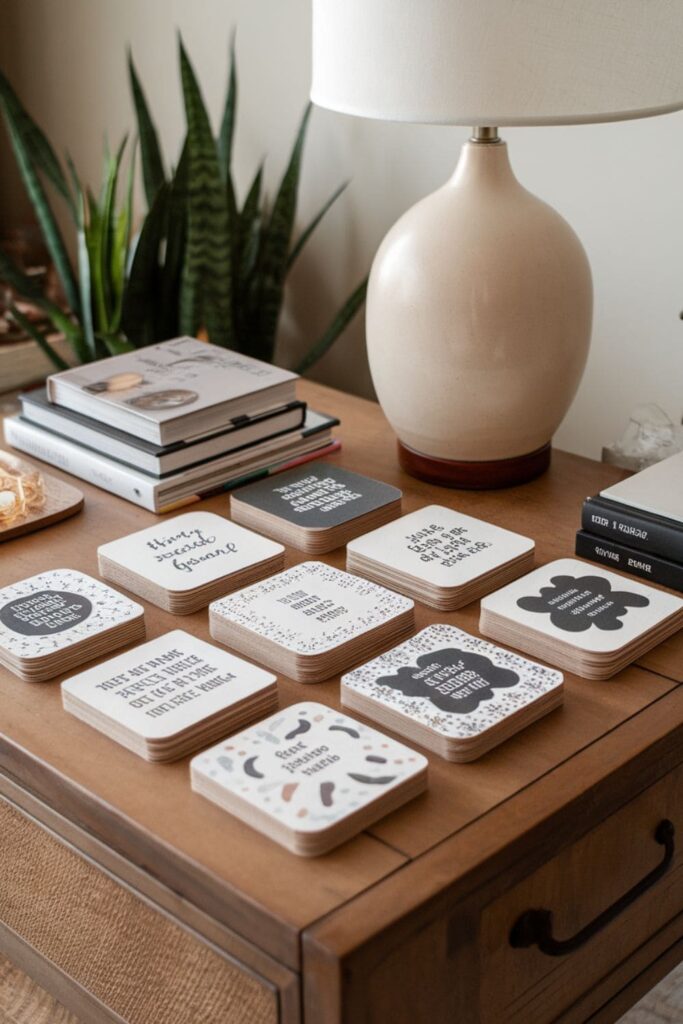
(1, 0), (682, 459)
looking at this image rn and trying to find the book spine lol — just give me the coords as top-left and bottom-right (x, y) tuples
(4, 417), (158, 512)
(575, 530), (683, 593)
(581, 496), (683, 562)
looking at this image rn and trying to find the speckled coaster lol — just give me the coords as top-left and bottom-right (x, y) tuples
(190, 701), (428, 855)
(342, 624), (563, 761)
(0, 568), (145, 682)
(209, 561), (415, 683)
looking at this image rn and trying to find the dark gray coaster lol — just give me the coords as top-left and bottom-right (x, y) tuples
(232, 463), (401, 530)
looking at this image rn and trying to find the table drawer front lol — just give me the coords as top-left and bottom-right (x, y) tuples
(479, 764), (683, 1024)
(0, 797), (279, 1024)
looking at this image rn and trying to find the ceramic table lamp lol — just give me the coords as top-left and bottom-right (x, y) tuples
(311, 0), (683, 487)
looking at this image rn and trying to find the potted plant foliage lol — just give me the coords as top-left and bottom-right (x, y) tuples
(0, 37), (366, 373)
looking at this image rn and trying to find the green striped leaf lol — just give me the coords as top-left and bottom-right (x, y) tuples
(287, 181), (348, 270)
(121, 182), (168, 345)
(0, 69), (76, 221)
(0, 74), (80, 317)
(178, 38), (234, 348)
(217, 34), (237, 185)
(9, 303), (69, 371)
(128, 52), (166, 208)
(252, 103), (311, 361)
(295, 277), (367, 375)
(0, 246), (83, 355)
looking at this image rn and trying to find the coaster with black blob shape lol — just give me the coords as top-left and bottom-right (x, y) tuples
(209, 561), (415, 683)
(0, 569), (145, 682)
(479, 558), (683, 679)
(62, 630), (278, 762)
(230, 463), (402, 553)
(341, 624), (563, 760)
(98, 511), (284, 614)
(190, 701), (428, 855)
(346, 505), (535, 609)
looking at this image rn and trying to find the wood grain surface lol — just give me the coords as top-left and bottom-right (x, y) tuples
(1, 381), (682, 1020)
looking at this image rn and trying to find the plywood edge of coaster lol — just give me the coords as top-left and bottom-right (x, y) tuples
(0, 456), (84, 542)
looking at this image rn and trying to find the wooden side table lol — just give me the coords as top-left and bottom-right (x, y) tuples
(0, 381), (681, 1024)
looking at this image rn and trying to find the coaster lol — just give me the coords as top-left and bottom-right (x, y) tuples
(346, 505), (535, 609)
(230, 463), (402, 553)
(209, 561), (415, 683)
(0, 569), (145, 682)
(97, 511), (284, 614)
(341, 624), (563, 761)
(480, 558), (683, 679)
(62, 630), (278, 762)
(190, 701), (428, 855)
(0, 449), (83, 542)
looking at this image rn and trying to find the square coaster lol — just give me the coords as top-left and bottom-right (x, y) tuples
(341, 624), (563, 761)
(230, 463), (402, 553)
(190, 701), (428, 855)
(98, 511), (284, 613)
(347, 505), (534, 609)
(480, 558), (683, 678)
(0, 569), (145, 682)
(62, 630), (278, 762)
(209, 561), (415, 683)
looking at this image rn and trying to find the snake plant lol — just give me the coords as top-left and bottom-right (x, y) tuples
(0, 37), (366, 373)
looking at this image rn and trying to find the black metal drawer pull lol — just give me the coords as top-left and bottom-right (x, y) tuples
(509, 819), (675, 957)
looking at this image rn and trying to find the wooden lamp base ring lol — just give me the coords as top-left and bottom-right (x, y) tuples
(397, 440), (551, 490)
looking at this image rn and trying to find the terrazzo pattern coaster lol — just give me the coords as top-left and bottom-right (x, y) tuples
(190, 701), (428, 855)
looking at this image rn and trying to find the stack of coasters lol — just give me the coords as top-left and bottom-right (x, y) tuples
(62, 630), (277, 762)
(209, 561), (414, 683)
(346, 505), (535, 610)
(190, 702), (428, 855)
(97, 511), (284, 614)
(230, 463), (402, 553)
(480, 558), (683, 679)
(0, 569), (145, 682)
(341, 624), (563, 761)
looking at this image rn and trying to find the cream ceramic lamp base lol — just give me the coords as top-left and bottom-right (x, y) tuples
(366, 134), (593, 488)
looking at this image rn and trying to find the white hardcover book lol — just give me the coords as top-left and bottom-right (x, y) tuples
(4, 415), (160, 510)
(4, 414), (340, 514)
(46, 337), (298, 445)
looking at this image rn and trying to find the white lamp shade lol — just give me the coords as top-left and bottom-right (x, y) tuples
(311, 0), (683, 126)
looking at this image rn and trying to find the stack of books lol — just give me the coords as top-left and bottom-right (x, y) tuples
(576, 450), (683, 592)
(4, 336), (339, 513)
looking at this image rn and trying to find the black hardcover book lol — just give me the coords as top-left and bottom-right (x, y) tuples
(20, 387), (307, 476)
(575, 529), (683, 594)
(581, 494), (683, 564)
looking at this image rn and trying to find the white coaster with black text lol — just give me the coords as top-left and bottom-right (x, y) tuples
(209, 561), (414, 683)
(98, 511), (284, 614)
(342, 625), (563, 760)
(480, 558), (683, 678)
(230, 463), (402, 553)
(62, 630), (278, 761)
(190, 701), (428, 855)
(346, 505), (534, 609)
(0, 569), (145, 682)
